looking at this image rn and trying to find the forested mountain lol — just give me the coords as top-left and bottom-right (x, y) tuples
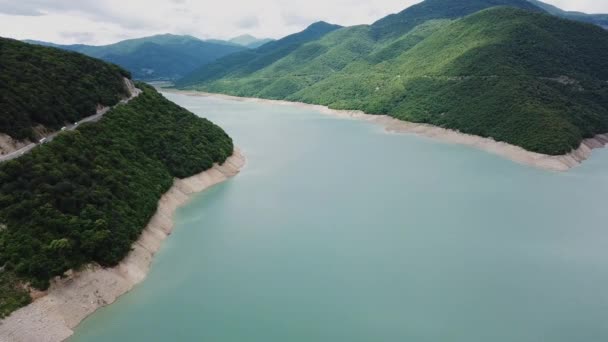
(0, 37), (234, 318)
(176, 21), (342, 87)
(25, 34), (246, 80)
(229, 35), (274, 48)
(528, 0), (608, 28)
(0, 84), (233, 317)
(177, 0), (608, 156)
(371, 0), (542, 39)
(0, 37), (131, 141)
(177, 0), (542, 89)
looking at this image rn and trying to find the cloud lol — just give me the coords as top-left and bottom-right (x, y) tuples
(0, 5), (44, 16)
(0, 0), (159, 30)
(0, 0), (100, 16)
(0, 0), (606, 45)
(58, 31), (97, 43)
(281, 11), (315, 27)
(235, 15), (259, 29)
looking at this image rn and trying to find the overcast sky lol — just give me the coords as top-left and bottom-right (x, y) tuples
(0, 0), (606, 45)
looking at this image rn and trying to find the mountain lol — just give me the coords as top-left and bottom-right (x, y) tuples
(527, 0), (608, 28)
(177, 1), (608, 156)
(0, 37), (131, 141)
(0, 39), (233, 318)
(229, 34), (275, 48)
(177, 0), (543, 90)
(25, 34), (246, 80)
(176, 21), (342, 87)
(294, 8), (608, 155)
(370, 0), (542, 39)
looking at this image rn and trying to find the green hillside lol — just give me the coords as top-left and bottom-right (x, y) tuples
(0, 37), (131, 141)
(294, 8), (608, 155)
(26, 34), (245, 80)
(176, 21), (342, 87)
(178, 3), (608, 156)
(189, 20), (452, 99)
(177, 0), (543, 89)
(371, 0), (542, 39)
(528, 0), (608, 28)
(0, 84), (233, 317)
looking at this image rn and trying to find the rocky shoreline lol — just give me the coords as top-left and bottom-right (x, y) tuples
(0, 149), (245, 342)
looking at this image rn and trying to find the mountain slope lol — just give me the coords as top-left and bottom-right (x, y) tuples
(371, 0), (542, 39)
(296, 8), (608, 155)
(0, 85), (233, 317)
(189, 20), (452, 99)
(176, 21), (342, 87)
(527, 0), (608, 28)
(0, 37), (131, 141)
(178, 5), (608, 156)
(177, 0), (543, 90)
(0, 37), (234, 318)
(26, 34), (246, 80)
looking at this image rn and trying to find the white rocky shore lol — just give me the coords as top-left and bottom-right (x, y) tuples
(167, 89), (608, 172)
(0, 149), (245, 342)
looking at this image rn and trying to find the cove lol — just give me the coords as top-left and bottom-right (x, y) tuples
(70, 91), (608, 342)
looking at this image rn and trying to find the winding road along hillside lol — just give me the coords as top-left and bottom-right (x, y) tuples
(0, 79), (141, 163)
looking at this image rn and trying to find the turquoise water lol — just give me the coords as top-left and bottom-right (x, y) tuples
(71, 92), (608, 342)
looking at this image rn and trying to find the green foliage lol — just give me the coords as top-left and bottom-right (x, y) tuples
(0, 37), (130, 140)
(180, 6), (608, 155)
(176, 21), (342, 87)
(0, 270), (31, 319)
(26, 34), (246, 81)
(370, 0), (542, 39)
(0, 85), (233, 314)
(294, 8), (608, 154)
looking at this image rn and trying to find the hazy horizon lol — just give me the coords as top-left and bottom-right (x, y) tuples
(0, 0), (607, 45)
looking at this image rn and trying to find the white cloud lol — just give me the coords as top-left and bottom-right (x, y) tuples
(547, 0), (608, 14)
(0, 0), (605, 45)
(0, 0), (416, 44)
(235, 15), (260, 29)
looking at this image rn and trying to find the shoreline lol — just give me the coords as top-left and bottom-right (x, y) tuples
(0, 149), (246, 342)
(164, 89), (608, 172)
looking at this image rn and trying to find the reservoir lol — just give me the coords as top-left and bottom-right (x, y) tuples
(70, 91), (608, 341)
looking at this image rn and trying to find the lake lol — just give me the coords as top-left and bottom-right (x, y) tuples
(70, 91), (608, 341)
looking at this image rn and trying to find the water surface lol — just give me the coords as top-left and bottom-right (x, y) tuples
(71, 92), (608, 342)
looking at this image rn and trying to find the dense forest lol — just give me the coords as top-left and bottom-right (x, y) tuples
(177, 2), (608, 155)
(0, 37), (131, 141)
(0, 85), (233, 317)
(370, 0), (541, 39)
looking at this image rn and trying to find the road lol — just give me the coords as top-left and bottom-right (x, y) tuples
(0, 87), (140, 163)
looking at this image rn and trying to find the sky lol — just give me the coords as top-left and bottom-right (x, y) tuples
(0, 0), (607, 45)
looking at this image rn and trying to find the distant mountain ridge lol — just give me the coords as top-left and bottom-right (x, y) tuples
(25, 34), (246, 80)
(176, 21), (342, 86)
(527, 0), (608, 28)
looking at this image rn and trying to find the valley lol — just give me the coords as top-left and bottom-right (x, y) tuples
(1, 0), (608, 341)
